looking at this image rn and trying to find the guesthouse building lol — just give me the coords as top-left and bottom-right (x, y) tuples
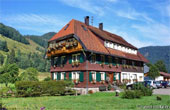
(47, 16), (148, 92)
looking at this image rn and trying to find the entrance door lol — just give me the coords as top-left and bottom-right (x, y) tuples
(108, 73), (113, 83)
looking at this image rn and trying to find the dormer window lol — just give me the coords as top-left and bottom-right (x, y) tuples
(64, 24), (69, 30)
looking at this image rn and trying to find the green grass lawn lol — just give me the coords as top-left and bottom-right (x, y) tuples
(1, 92), (170, 110)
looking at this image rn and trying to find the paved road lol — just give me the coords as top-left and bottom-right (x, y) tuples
(153, 87), (170, 95)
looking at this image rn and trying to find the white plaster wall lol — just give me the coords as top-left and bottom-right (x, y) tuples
(121, 72), (144, 84)
(155, 76), (164, 81)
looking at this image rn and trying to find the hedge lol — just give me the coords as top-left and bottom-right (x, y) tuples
(15, 80), (74, 97)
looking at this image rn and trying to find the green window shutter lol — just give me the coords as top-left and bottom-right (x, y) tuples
(105, 56), (109, 65)
(96, 72), (101, 82)
(57, 57), (61, 66)
(69, 72), (72, 80)
(89, 72), (92, 82)
(105, 73), (107, 80)
(79, 72), (84, 82)
(119, 73), (121, 80)
(113, 73), (116, 81)
(64, 57), (67, 64)
(69, 56), (72, 64)
(80, 53), (84, 63)
(64, 72), (66, 80)
(57, 72), (61, 80)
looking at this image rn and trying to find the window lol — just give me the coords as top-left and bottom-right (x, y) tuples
(72, 54), (80, 62)
(53, 57), (58, 66)
(122, 60), (126, 65)
(115, 44), (117, 49)
(108, 56), (112, 64)
(91, 54), (96, 63)
(132, 61), (135, 66)
(91, 71), (96, 81)
(110, 42), (113, 48)
(82, 25), (87, 31)
(101, 55), (105, 63)
(123, 73), (127, 79)
(101, 72), (105, 80)
(53, 72), (57, 80)
(72, 72), (80, 80)
(64, 24), (69, 30)
(61, 72), (65, 80)
(61, 56), (65, 65)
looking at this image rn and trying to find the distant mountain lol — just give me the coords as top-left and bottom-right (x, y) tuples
(41, 32), (56, 41)
(0, 23), (29, 44)
(139, 46), (170, 73)
(25, 32), (56, 48)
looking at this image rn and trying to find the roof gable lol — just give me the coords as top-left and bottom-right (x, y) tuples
(49, 19), (148, 62)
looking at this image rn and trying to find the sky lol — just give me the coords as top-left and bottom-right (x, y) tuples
(0, 0), (170, 48)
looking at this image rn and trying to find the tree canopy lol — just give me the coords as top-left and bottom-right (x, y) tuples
(0, 40), (9, 52)
(0, 63), (19, 86)
(148, 64), (160, 80)
(20, 67), (39, 81)
(154, 60), (168, 73)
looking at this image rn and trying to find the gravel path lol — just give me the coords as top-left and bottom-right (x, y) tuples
(153, 87), (170, 95)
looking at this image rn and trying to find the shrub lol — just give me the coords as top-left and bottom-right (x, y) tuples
(15, 80), (73, 97)
(108, 84), (112, 91)
(122, 90), (142, 99)
(133, 83), (153, 96)
(43, 77), (51, 81)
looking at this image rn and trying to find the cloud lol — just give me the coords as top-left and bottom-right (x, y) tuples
(106, 28), (153, 48)
(0, 14), (67, 35)
(59, 0), (105, 16)
(113, 8), (153, 23)
(132, 23), (170, 45)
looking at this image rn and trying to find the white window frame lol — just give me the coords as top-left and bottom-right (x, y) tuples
(100, 72), (105, 81)
(61, 72), (65, 80)
(72, 71), (80, 80)
(72, 53), (80, 62)
(91, 71), (96, 81)
(53, 72), (57, 80)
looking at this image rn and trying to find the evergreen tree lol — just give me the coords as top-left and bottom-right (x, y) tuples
(0, 64), (19, 86)
(148, 65), (160, 80)
(0, 53), (4, 65)
(8, 49), (16, 64)
(154, 60), (168, 73)
(0, 40), (9, 52)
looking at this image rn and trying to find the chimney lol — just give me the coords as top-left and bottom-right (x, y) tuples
(99, 23), (103, 30)
(85, 16), (89, 26)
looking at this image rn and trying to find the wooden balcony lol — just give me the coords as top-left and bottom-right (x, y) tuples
(47, 42), (82, 58)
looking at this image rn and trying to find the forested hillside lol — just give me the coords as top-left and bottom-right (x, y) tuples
(0, 23), (29, 44)
(0, 23), (55, 72)
(139, 46), (170, 73)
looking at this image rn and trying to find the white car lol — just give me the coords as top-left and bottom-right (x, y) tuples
(144, 80), (157, 89)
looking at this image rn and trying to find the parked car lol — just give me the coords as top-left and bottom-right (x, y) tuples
(167, 81), (170, 87)
(160, 81), (168, 88)
(155, 81), (162, 89)
(144, 80), (157, 89)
